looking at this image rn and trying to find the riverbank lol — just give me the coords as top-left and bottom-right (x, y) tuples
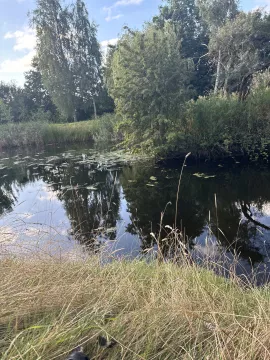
(1, 257), (270, 359)
(2, 87), (270, 165)
(0, 113), (116, 149)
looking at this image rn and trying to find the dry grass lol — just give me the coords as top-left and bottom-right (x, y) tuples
(0, 256), (270, 359)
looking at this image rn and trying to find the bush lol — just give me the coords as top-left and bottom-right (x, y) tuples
(165, 89), (270, 161)
(91, 113), (119, 143)
(0, 99), (11, 124)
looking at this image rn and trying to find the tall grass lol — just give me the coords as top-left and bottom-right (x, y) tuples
(1, 255), (270, 359)
(0, 113), (118, 149)
(159, 87), (270, 161)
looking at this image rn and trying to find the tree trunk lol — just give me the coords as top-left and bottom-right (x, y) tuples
(214, 49), (221, 94)
(92, 97), (97, 120)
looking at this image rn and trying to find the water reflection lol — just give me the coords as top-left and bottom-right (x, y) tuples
(0, 146), (270, 280)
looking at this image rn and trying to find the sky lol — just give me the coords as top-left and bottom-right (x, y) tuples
(0, 0), (269, 86)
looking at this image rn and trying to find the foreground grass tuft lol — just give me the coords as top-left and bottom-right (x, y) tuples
(1, 258), (270, 359)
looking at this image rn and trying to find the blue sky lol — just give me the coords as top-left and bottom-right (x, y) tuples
(0, 0), (269, 86)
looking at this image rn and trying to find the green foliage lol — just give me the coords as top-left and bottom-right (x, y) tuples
(31, 0), (102, 121)
(107, 23), (194, 150)
(209, 11), (270, 96)
(175, 89), (270, 160)
(197, 0), (239, 30)
(90, 113), (118, 143)
(0, 121), (47, 148)
(0, 114), (118, 149)
(251, 69), (270, 91)
(24, 57), (59, 121)
(0, 99), (11, 123)
(153, 0), (213, 95)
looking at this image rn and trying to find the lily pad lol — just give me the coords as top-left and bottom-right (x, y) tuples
(46, 156), (61, 163)
(86, 186), (98, 191)
(106, 227), (117, 234)
(146, 183), (155, 187)
(193, 172), (216, 179)
(150, 176), (157, 181)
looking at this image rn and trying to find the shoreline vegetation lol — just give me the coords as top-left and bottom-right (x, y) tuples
(1, 256), (270, 359)
(2, 88), (270, 164)
(0, 113), (117, 150)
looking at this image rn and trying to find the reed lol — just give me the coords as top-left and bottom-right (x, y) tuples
(0, 113), (117, 149)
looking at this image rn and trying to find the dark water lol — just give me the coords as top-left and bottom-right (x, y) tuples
(1, 144), (270, 282)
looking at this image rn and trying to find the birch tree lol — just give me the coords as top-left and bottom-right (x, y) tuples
(31, 0), (102, 121)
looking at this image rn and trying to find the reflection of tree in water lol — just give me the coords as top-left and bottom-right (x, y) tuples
(2, 150), (270, 265)
(41, 161), (121, 249)
(120, 164), (270, 263)
(0, 164), (39, 216)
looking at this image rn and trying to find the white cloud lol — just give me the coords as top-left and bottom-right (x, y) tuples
(4, 27), (36, 52)
(0, 27), (36, 83)
(103, 0), (143, 22)
(0, 50), (35, 74)
(114, 0), (143, 5)
(105, 12), (124, 22)
(101, 38), (119, 56)
(101, 38), (119, 48)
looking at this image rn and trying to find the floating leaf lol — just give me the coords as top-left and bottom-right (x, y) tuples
(150, 176), (157, 181)
(46, 156), (61, 163)
(86, 186), (98, 191)
(106, 227), (117, 234)
(146, 183), (155, 187)
(193, 172), (216, 179)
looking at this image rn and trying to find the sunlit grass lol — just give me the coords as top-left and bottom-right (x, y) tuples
(43, 120), (98, 144)
(0, 113), (117, 149)
(1, 256), (270, 359)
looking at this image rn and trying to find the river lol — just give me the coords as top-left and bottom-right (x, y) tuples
(0, 144), (270, 283)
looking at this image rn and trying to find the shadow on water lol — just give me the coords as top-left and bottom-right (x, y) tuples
(1, 145), (270, 282)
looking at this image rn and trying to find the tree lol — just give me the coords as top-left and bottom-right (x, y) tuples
(197, 0), (239, 30)
(0, 81), (19, 105)
(0, 82), (29, 122)
(107, 23), (194, 147)
(31, 0), (102, 121)
(197, 0), (239, 92)
(24, 58), (58, 120)
(0, 99), (11, 123)
(154, 0), (212, 96)
(208, 10), (270, 98)
(70, 0), (102, 119)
